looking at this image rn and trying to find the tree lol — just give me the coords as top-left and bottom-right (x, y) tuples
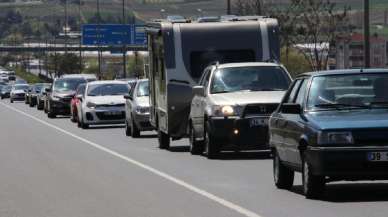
(233, 0), (263, 16)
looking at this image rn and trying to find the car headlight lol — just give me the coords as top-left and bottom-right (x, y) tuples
(136, 106), (150, 114)
(207, 105), (242, 117)
(86, 102), (96, 109)
(318, 131), (354, 145)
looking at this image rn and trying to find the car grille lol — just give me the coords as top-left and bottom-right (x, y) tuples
(60, 97), (72, 104)
(96, 111), (125, 120)
(15, 93), (25, 97)
(95, 103), (125, 108)
(242, 103), (279, 117)
(353, 129), (388, 146)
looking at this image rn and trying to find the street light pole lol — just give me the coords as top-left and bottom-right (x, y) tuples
(79, 0), (83, 73)
(227, 0), (231, 15)
(364, 0), (370, 68)
(122, 0), (127, 78)
(97, 0), (102, 79)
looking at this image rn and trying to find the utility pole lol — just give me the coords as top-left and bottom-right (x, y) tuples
(227, 0), (231, 15)
(64, 0), (68, 55)
(79, 0), (83, 73)
(122, 0), (127, 78)
(97, 0), (102, 80)
(364, 0), (370, 68)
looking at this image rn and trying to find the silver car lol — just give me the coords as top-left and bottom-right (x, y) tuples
(77, 81), (129, 129)
(189, 62), (292, 158)
(10, 84), (29, 103)
(124, 79), (154, 138)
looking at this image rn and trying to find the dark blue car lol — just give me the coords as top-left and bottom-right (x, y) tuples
(269, 69), (388, 199)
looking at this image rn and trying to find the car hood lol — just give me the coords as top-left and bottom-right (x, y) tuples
(87, 95), (125, 105)
(12, 90), (26, 94)
(306, 109), (388, 130)
(135, 96), (150, 107)
(209, 91), (285, 106)
(53, 90), (76, 97)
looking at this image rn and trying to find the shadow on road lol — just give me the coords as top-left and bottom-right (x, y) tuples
(169, 145), (190, 152)
(87, 125), (125, 130)
(291, 183), (388, 202)
(216, 151), (271, 160)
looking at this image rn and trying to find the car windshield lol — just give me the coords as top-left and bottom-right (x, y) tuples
(54, 79), (85, 92)
(87, 83), (129, 96)
(14, 85), (29, 91)
(307, 73), (388, 110)
(210, 66), (290, 94)
(137, 81), (149, 97)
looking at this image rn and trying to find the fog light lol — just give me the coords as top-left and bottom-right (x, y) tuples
(233, 129), (239, 135)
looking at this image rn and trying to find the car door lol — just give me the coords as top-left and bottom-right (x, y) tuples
(127, 82), (137, 124)
(274, 79), (302, 163)
(282, 78), (308, 166)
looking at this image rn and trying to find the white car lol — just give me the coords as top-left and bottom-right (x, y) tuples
(10, 84), (29, 103)
(77, 81), (129, 129)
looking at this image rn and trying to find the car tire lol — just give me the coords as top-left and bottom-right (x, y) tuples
(125, 120), (132, 136)
(273, 150), (294, 190)
(302, 155), (325, 199)
(189, 123), (204, 155)
(204, 123), (219, 159)
(29, 101), (34, 107)
(47, 105), (56, 118)
(81, 121), (89, 129)
(131, 118), (140, 138)
(10, 99), (13, 103)
(158, 130), (170, 150)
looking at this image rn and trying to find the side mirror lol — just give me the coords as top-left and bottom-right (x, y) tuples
(45, 88), (51, 93)
(192, 86), (205, 97)
(281, 103), (302, 114)
(124, 94), (132, 100)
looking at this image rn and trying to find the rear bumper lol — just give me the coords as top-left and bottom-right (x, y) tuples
(208, 116), (270, 150)
(50, 100), (71, 115)
(306, 146), (388, 180)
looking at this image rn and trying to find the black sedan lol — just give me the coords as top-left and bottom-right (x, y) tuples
(269, 69), (388, 199)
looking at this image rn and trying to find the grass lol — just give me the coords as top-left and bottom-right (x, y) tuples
(14, 66), (44, 84)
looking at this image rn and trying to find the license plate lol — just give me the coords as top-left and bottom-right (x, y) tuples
(249, 118), (268, 127)
(104, 111), (121, 116)
(367, 152), (388, 161)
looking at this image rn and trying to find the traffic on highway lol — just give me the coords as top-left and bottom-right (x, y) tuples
(0, 15), (388, 217)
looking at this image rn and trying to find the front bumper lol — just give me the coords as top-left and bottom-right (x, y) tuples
(50, 99), (71, 115)
(208, 116), (270, 150)
(306, 146), (388, 180)
(84, 106), (126, 125)
(133, 113), (154, 131)
(11, 93), (26, 100)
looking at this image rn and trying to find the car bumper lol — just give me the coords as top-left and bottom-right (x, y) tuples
(50, 100), (71, 115)
(11, 94), (26, 100)
(133, 113), (154, 131)
(306, 146), (388, 180)
(208, 116), (270, 150)
(84, 107), (126, 125)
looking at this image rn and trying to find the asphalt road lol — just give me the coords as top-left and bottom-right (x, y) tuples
(0, 99), (388, 217)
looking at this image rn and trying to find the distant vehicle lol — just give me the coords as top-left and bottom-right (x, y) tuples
(189, 62), (291, 158)
(146, 18), (281, 149)
(77, 81), (129, 129)
(270, 69), (388, 199)
(36, 83), (51, 110)
(10, 84), (29, 103)
(45, 77), (88, 118)
(166, 15), (187, 23)
(61, 74), (97, 82)
(70, 83), (86, 123)
(15, 79), (27, 84)
(124, 79), (154, 138)
(115, 78), (137, 92)
(7, 71), (16, 81)
(0, 73), (9, 83)
(28, 83), (50, 107)
(196, 16), (220, 23)
(0, 85), (12, 99)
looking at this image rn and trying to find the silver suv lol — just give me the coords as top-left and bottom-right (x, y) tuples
(189, 62), (292, 159)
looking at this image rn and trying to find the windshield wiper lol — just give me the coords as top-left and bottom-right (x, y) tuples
(315, 103), (369, 109)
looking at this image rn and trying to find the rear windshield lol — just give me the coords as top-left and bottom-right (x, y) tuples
(87, 84), (129, 96)
(210, 66), (290, 94)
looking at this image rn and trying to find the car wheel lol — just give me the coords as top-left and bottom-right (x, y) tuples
(10, 99), (13, 103)
(302, 156), (325, 199)
(273, 150), (294, 190)
(204, 124), (219, 159)
(81, 120), (89, 129)
(158, 130), (170, 149)
(189, 123), (204, 155)
(131, 118), (141, 138)
(125, 120), (132, 136)
(29, 101), (34, 107)
(47, 105), (56, 118)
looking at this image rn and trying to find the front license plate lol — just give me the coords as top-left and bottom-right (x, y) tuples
(367, 152), (388, 162)
(104, 111), (121, 116)
(249, 118), (268, 127)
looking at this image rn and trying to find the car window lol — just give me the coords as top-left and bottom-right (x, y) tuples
(295, 79), (308, 105)
(286, 80), (302, 103)
(87, 84), (129, 96)
(203, 69), (212, 88)
(137, 81), (149, 97)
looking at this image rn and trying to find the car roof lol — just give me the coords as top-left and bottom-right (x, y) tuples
(299, 68), (388, 78)
(215, 62), (282, 69)
(87, 80), (128, 85)
(61, 74), (97, 79)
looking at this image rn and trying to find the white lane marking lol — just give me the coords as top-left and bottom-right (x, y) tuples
(1, 102), (263, 217)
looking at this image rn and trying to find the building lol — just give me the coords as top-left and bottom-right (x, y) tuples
(333, 33), (387, 69)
